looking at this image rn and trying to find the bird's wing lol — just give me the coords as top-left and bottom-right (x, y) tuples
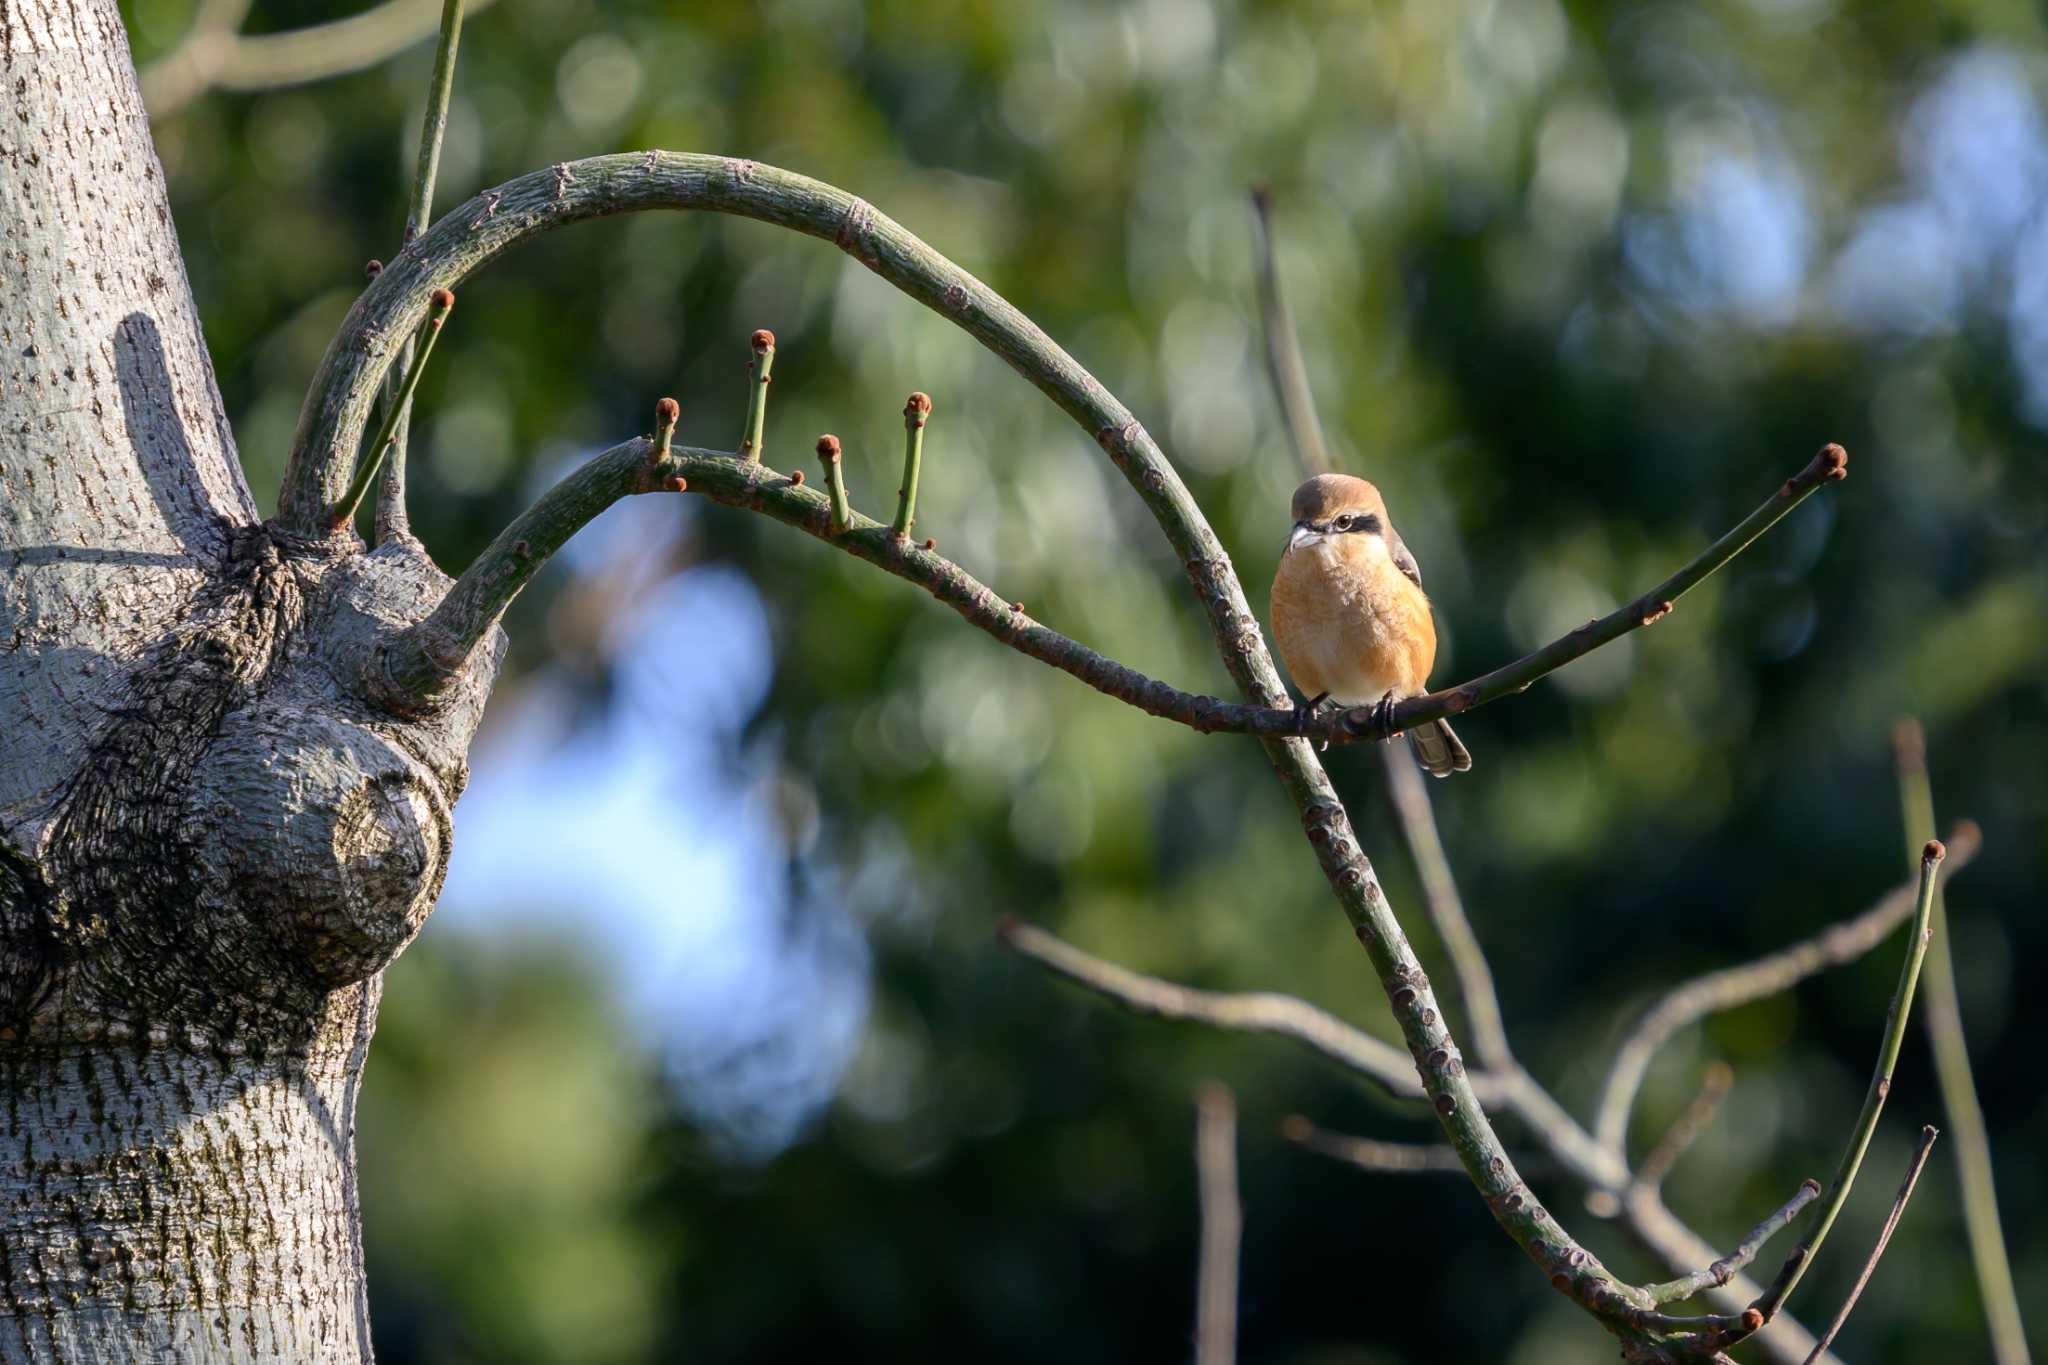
(1388, 528), (1424, 589)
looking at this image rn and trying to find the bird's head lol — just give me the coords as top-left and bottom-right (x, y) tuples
(1285, 474), (1391, 554)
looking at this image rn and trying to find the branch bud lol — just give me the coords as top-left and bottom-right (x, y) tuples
(653, 396), (679, 461)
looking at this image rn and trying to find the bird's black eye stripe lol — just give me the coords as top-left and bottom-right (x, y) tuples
(1329, 513), (1381, 534)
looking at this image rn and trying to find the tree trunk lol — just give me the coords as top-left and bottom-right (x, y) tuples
(0, 5), (496, 1358)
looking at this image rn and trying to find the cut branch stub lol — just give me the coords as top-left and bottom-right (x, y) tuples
(893, 391), (931, 539)
(819, 433), (853, 534)
(653, 395), (679, 461)
(740, 328), (775, 462)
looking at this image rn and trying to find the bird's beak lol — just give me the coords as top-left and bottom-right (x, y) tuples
(1286, 522), (1321, 553)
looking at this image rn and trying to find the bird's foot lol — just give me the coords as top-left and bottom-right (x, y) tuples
(1370, 690), (1399, 741)
(1293, 692), (1332, 751)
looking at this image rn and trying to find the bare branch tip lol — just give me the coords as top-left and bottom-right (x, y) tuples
(751, 328), (776, 353)
(652, 396), (680, 460)
(364, 259), (383, 279)
(1278, 1114), (1314, 1143)
(1819, 442), (1849, 479)
(905, 391), (933, 421)
(993, 913), (1023, 945)
(817, 434), (841, 461)
(430, 287), (455, 311)
(1922, 838), (1946, 865)
(922, 537), (936, 551)
(1741, 1309), (1764, 1332)
(788, 469), (805, 486)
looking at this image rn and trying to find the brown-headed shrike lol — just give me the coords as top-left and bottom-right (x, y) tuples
(1270, 474), (1471, 777)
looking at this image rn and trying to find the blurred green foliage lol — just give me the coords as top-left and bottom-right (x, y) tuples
(123, 0), (2044, 1359)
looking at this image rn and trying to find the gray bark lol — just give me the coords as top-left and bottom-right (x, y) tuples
(0, 3), (499, 1358)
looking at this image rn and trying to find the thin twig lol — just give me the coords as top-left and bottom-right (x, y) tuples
(135, 0), (255, 116)
(330, 288), (454, 532)
(140, 0), (500, 117)
(740, 330), (776, 461)
(1282, 1115), (1562, 1178)
(1801, 1125), (1940, 1363)
(1893, 719), (2031, 1365)
(1633, 1062), (1734, 1196)
(818, 435), (853, 535)
(1380, 742), (1512, 1069)
(1594, 822), (1981, 1155)
(1640, 1178), (1821, 1306)
(1247, 186), (1331, 478)
(1282, 1115), (1470, 1174)
(1378, 441), (1845, 742)
(1622, 1195), (1838, 1365)
(1195, 1083), (1240, 1365)
(1731, 841), (1950, 1343)
(376, 0), (467, 546)
(996, 918), (1505, 1106)
(893, 393), (931, 538)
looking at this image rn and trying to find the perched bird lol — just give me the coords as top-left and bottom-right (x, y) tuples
(1270, 474), (1471, 777)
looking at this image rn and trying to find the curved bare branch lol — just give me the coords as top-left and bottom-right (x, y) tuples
(141, 0), (498, 117)
(1594, 822), (1981, 1156)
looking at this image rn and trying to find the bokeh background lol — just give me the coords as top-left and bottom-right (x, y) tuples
(121, 0), (2043, 1360)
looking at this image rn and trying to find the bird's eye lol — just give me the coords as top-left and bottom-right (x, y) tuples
(1333, 515), (1354, 531)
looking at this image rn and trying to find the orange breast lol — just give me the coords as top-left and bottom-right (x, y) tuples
(1270, 539), (1436, 705)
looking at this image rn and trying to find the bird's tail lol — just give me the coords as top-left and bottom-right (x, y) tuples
(1407, 719), (1472, 778)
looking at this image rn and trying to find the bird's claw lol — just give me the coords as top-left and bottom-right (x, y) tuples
(1293, 692), (1332, 751)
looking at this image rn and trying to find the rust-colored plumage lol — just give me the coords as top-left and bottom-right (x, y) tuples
(1270, 474), (1471, 777)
